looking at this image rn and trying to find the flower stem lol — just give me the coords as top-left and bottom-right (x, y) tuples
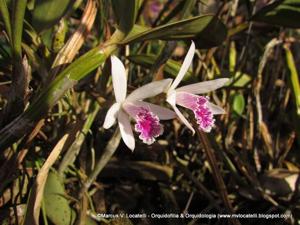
(197, 130), (241, 225)
(84, 128), (121, 190)
(58, 101), (100, 177)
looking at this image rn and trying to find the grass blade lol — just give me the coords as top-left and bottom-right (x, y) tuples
(12, 0), (27, 58)
(285, 46), (300, 115)
(0, 0), (12, 42)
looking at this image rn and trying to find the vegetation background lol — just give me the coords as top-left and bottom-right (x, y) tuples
(0, 0), (299, 224)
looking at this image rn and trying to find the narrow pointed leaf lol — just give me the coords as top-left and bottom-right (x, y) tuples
(252, 0), (300, 28)
(285, 47), (300, 115)
(123, 24), (149, 41)
(111, 0), (140, 34)
(12, 0), (27, 57)
(122, 15), (227, 49)
(127, 54), (193, 80)
(0, 0), (12, 41)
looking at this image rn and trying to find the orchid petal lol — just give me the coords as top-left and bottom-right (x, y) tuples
(166, 90), (195, 133)
(111, 56), (127, 103)
(103, 103), (121, 129)
(126, 79), (173, 102)
(123, 101), (176, 120)
(171, 103), (195, 134)
(118, 109), (135, 151)
(176, 78), (229, 94)
(169, 41), (195, 91)
(208, 102), (226, 115)
(175, 92), (198, 109)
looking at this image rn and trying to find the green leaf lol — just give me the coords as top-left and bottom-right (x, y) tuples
(27, 47), (106, 119)
(127, 54), (193, 80)
(44, 171), (97, 225)
(0, 0), (12, 41)
(123, 24), (149, 41)
(122, 15), (227, 49)
(229, 42), (236, 72)
(180, 0), (197, 19)
(12, 0), (27, 57)
(285, 47), (300, 115)
(111, 0), (140, 34)
(52, 19), (67, 53)
(229, 71), (252, 87)
(0, 39), (12, 58)
(32, 0), (71, 32)
(232, 93), (245, 116)
(44, 171), (76, 225)
(252, 0), (300, 28)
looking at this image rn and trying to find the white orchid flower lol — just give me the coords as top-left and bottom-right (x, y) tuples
(103, 56), (176, 151)
(166, 42), (229, 134)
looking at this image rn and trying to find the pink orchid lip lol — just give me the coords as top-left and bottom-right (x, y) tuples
(175, 92), (215, 132)
(122, 103), (164, 145)
(194, 100), (215, 132)
(134, 107), (163, 145)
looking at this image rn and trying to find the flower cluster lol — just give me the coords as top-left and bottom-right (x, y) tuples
(104, 42), (229, 151)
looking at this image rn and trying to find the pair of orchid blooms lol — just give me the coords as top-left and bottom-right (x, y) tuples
(103, 42), (229, 151)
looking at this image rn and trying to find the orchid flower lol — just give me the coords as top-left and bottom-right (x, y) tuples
(103, 56), (176, 151)
(166, 42), (229, 134)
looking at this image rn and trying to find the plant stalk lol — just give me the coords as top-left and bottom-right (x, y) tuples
(84, 129), (121, 189)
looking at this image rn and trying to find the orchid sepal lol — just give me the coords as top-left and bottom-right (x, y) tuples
(103, 102), (121, 129)
(126, 79), (173, 102)
(176, 78), (230, 94)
